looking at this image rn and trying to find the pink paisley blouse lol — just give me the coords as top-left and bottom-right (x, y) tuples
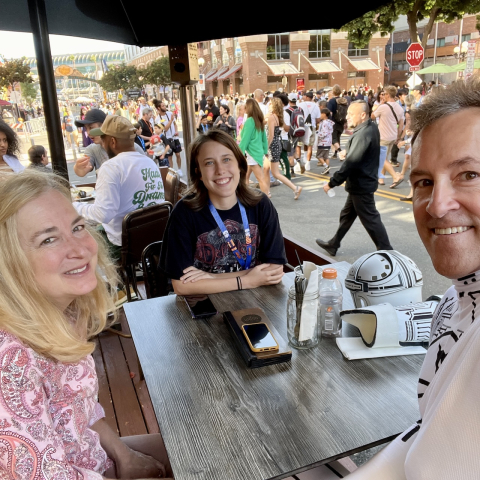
(0, 329), (112, 479)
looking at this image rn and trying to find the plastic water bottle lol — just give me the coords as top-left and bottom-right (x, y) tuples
(319, 268), (343, 338)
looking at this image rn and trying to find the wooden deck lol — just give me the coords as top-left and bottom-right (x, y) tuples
(94, 308), (160, 437)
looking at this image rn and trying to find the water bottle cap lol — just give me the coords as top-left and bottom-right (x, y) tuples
(322, 268), (337, 279)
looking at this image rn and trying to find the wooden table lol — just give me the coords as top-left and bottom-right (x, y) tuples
(124, 275), (423, 480)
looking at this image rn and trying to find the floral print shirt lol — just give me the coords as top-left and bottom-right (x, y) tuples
(0, 330), (112, 479)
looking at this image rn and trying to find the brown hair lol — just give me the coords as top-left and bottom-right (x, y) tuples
(245, 98), (264, 131)
(183, 130), (262, 211)
(332, 84), (342, 96)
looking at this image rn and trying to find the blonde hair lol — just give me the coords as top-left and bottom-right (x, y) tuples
(270, 97), (284, 128)
(0, 169), (119, 363)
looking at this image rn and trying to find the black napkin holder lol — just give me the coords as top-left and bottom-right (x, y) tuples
(223, 307), (292, 369)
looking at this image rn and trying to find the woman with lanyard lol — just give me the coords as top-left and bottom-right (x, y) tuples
(0, 121), (25, 173)
(159, 130), (286, 295)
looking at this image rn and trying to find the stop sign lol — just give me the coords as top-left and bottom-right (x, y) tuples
(406, 43), (424, 68)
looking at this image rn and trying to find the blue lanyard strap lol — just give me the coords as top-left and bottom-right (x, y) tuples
(208, 199), (252, 270)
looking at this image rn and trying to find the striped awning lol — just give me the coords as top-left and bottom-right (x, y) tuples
(218, 64), (243, 80)
(347, 58), (380, 71)
(207, 66), (230, 81)
(266, 62), (300, 76)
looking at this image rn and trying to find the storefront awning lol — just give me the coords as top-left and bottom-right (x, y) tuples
(208, 66), (230, 81)
(304, 57), (341, 74)
(204, 68), (217, 81)
(347, 58), (381, 71)
(218, 64), (243, 80)
(266, 62), (300, 76)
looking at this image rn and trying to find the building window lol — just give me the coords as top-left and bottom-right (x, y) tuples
(267, 76), (282, 83)
(348, 43), (369, 57)
(347, 71), (366, 78)
(308, 30), (331, 58)
(436, 37), (445, 47)
(222, 45), (229, 66)
(267, 33), (289, 60)
(234, 38), (242, 63)
(308, 73), (329, 80)
(462, 34), (471, 43)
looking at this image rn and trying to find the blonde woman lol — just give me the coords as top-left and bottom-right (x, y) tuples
(265, 97), (302, 199)
(0, 170), (172, 479)
(238, 98), (269, 195)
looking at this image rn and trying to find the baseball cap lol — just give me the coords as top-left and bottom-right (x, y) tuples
(89, 115), (136, 140)
(74, 109), (106, 127)
(304, 91), (314, 99)
(288, 93), (297, 102)
(316, 89), (324, 94)
(412, 85), (423, 92)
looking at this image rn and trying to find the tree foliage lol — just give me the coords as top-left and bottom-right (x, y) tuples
(20, 82), (37, 105)
(339, 0), (480, 50)
(0, 57), (33, 90)
(142, 57), (172, 88)
(98, 62), (142, 92)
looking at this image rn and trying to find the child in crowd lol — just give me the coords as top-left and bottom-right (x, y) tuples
(133, 122), (147, 151)
(197, 114), (211, 135)
(316, 108), (334, 174)
(153, 124), (172, 167)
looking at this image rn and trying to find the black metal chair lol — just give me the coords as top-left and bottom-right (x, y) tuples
(121, 202), (172, 302)
(141, 241), (170, 298)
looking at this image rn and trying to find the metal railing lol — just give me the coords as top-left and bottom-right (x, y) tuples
(22, 117), (47, 135)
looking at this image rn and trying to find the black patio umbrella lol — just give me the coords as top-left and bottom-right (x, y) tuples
(1, 0), (389, 178)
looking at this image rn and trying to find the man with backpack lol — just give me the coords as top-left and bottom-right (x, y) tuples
(286, 93), (306, 174)
(327, 84), (348, 158)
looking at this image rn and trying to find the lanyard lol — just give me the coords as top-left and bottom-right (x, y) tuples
(208, 199), (252, 270)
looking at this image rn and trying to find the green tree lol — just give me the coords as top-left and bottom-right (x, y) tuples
(339, 0), (480, 50)
(143, 56), (172, 91)
(0, 57), (33, 90)
(98, 62), (141, 92)
(20, 82), (37, 105)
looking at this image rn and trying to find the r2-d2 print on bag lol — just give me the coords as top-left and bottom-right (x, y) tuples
(345, 250), (423, 308)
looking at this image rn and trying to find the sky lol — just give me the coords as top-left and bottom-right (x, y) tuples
(0, 31), (125, 59)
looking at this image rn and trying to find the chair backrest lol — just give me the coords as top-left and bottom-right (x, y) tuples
(164, 168), (180, 205)
(121, 202), (173, 268)
(142, 241), (169, 298)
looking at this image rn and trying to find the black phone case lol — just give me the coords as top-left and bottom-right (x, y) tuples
(223, 308), (292, 369)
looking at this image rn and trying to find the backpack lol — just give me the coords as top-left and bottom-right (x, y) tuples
(288, 106), (306, 137)
(334, 97), (348, 124)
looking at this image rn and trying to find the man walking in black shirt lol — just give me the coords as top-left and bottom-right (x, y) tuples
(316, 101), (392, 256)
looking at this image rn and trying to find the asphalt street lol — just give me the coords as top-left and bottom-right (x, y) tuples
(19, 127), (451, 299)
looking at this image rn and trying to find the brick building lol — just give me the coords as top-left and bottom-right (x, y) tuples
(125, 31), (388, 96)
(386, 14), (479, 86)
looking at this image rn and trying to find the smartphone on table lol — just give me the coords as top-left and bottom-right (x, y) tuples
(242, 323), (279, 353)
(184, 295), (217, 319)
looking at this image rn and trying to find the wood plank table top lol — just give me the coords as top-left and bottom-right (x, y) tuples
(124, 275), (424, 480)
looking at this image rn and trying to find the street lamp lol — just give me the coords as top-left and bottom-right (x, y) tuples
(198, 57), (205, 70)
(454, 41), (469, 60)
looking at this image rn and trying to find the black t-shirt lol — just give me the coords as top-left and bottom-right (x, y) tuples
(159, 195), (287, 279)
(327, 97), (338, 117)
(139, 118), (153, 138)
(204, 105), (220, 122)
